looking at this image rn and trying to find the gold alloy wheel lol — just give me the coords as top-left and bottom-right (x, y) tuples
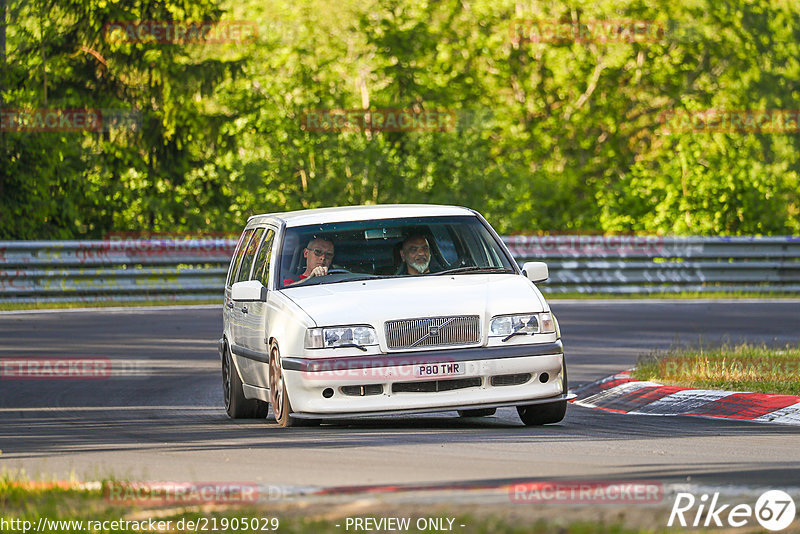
(269, 341), (292, 426)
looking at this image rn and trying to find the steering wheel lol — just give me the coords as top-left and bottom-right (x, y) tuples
(326, 268), (351, 275)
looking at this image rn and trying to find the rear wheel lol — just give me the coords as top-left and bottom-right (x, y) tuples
(222, 344), (268, 419)
(457, 408), (497, 418)
(516, 400), (566, 426)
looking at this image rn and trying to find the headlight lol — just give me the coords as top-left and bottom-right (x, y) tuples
(489, 313), (555, 337)
(305, 325), (378, 349)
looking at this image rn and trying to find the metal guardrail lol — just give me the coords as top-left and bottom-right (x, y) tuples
(0, 239), (235, 303)
(505, 235), (800, 294)
(0, 236), (798, 302)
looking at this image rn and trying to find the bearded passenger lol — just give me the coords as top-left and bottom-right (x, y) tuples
(398, 235), (431, 275)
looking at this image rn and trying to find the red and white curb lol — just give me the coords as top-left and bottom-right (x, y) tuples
(571, 370), (800, 426)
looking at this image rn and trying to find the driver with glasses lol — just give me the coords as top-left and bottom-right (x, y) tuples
(283, 237), (334, 285)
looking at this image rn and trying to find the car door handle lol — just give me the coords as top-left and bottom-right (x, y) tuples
(242, 306), (248, 314)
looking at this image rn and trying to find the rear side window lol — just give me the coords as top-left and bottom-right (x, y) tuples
(236, 228), (265, 284)
(226, 229), (254, 287)
(251, 229), (276, 287)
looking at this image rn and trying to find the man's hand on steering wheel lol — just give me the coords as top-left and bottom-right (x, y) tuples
(307, 266), (329, 278)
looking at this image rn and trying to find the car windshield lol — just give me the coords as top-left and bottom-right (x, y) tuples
(277, 215), (516, 288)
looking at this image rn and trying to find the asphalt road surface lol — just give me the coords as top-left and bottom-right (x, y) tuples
(1, 300), (799, 490)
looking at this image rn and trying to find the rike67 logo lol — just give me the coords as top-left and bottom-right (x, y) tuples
(668, 490), (796, 531)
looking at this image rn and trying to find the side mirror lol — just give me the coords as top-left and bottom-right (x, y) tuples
(521, 261), (549, 283)
(231, 280), (267, 302)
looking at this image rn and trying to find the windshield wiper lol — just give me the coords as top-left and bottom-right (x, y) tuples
(501, 331), (529, 343)
(282, 274), (380, 289)
(433, 266), (514, 275)
(331, 343), (368, 352)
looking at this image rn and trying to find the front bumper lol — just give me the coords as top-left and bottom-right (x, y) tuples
(291, 393), (575, 419)
(281, 341), (569, 416)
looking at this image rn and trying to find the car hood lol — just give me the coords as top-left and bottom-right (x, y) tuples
(283, 274), (547, 327)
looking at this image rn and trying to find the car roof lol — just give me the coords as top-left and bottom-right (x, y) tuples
(246, 204), (476, 228)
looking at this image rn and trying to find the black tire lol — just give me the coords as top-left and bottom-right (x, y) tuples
(516, 400), (567, 426)
(457, 408), (497, 417)
(269, 341), (296, 427)
(222, 344), (268, 419)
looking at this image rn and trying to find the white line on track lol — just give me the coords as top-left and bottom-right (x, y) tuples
(0, 304), (221, 315)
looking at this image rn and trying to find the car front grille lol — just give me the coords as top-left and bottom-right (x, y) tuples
(385, 315), (481, 350)
(391, 377), (482, 393)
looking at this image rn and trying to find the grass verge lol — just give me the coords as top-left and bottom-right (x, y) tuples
(542, 291), (800, 300)
(0, 477), (665, 534)
(0, 299), (218, 312)
(631, 343), (800, 395)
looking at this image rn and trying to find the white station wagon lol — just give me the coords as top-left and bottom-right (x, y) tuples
(219, 204), (571, 427)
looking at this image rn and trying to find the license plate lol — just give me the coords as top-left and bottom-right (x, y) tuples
(414, 362), (466, 377)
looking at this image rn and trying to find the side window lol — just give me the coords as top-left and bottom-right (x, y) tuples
(459, 225), (488, 266)
(226, 229), (254, 287)
(430, 225), (459, 267)
(236, 228), (265, 284)
(251, 229), (276, 287)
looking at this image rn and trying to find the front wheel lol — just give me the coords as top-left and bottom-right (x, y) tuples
(222, 344), (268, 419)
(269, 341), (296, 427)
(517, 400), (566, 426)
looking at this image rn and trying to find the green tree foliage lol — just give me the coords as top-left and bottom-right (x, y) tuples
(1, 0), (798, 238)
(1, 0), (245, 237)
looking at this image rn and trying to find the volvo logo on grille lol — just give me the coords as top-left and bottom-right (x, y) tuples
(386, 315), (480, 349)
